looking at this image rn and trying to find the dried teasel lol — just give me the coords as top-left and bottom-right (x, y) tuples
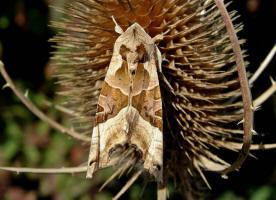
(49, 0), (257, 197)
(0, 0), (276, 199)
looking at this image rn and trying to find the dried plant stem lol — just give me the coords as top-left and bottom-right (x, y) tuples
(43, 99), (80, 117)
(112, 170), (143, 200)
(0, 166), (87, 174)
(217, 140), (276, 151)
(1, 141), (275, 176)
(157, 183), (168, 200)
(250, 143), (276, 150)
(0, 61), (90, 142)
(254, 78), (276, 108)
(250, 44), (276, 85)
(214, 0), (253, 176)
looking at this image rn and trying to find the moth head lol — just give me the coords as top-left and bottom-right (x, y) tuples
(119, 44), (148, 77)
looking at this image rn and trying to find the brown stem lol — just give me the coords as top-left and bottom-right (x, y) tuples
(0, 60), (90, 142)
(214, 0), (254, 176)
(113, 170), (143, 200)
(0, 166), (87, 174)
(157, 182), (168, 200)
(253, 78), (276, 108)
(249, 44), (276, 85)
(43, 99), (80, 117)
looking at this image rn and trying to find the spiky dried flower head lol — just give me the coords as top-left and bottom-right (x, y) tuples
(51, 0), (247, 197)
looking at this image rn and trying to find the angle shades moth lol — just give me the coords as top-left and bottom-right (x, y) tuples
(86, 18), (164, 183)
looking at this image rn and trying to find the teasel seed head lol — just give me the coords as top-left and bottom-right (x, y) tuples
(51, 0), (247, 198)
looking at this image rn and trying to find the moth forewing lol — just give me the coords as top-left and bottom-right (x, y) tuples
(87, 22), (163, 183)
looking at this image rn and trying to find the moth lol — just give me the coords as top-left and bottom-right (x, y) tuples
(86, 17), (164, 183)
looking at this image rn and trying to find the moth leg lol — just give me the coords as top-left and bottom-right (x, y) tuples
(86, 126), (100, 178)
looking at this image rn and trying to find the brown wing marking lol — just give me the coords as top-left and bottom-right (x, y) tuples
(87, 81), (128, 178)
(129, 58), (163, 181)
(132, 85), (162, 131)
(95, 81), (128, 126)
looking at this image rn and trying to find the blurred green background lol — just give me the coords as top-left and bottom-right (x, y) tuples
(0, 0), (276, 199)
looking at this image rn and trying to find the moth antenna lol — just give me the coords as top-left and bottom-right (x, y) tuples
(112, 169), (143, 200)
(111, 16), (124, 34)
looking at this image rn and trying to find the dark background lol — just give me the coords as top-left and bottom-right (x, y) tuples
(0, 0), (276, 199)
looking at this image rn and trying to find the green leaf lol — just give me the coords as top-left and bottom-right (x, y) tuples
(56, 174), (91, 198)
(31, 93), (46, 108)
(0, 16), (9, 29)
(36, 121), (50, 136)
(5, 121), (23, 140)
(94, 192), (113, 200)
(80, 195), (92, 200)
(168, 182), (175, 196)
(130, 184), (141, 199)
(216, 190), (244, 200)
(42, 133), (75, 166)
(23, 145), (40, 165)
(1, 139), (20, 161)
(250, 186), (272, 200)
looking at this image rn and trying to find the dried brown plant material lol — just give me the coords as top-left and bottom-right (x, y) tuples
(1, 0), (276, 199)
(50, 0), (252, 198)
